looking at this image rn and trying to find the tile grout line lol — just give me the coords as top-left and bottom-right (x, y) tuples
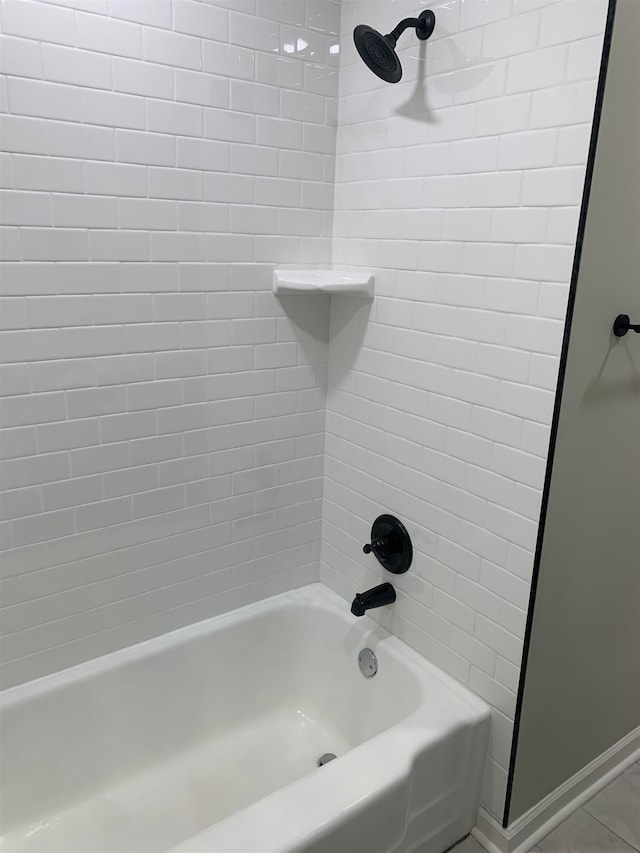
(580, 806), (640, 852)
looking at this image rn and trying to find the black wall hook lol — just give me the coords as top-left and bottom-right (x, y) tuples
(613, 314), (640, 337)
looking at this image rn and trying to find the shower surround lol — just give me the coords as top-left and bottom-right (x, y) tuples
(0, 0), (340, 683)
(0, 0), (608, 830)
(323, 0), (608, 821)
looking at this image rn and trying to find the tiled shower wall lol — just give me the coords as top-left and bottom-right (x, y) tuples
(0, 0), (611, 825)
(321, 0), (608, 820)
(0, 0), (340, 688)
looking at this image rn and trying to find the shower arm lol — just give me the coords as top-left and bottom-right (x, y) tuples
(388, 11), (435, 43)
(388, 17), (422, 42)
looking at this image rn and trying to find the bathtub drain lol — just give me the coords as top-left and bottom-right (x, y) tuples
(317, 753), (337, 767)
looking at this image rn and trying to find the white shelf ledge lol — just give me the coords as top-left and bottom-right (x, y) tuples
(273, 269), (375, 297)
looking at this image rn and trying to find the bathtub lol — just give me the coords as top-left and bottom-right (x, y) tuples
(0, 583), (490, 853)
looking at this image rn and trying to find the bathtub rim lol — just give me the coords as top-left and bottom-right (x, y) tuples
(0, 583), (490, 723)
(0, 582), (491, 853)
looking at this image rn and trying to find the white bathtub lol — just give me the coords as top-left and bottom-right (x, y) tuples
(0, 584), (490, 853)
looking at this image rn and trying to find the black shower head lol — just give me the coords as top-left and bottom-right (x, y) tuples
(353, 25), (403, 83)
(353, 9), (436, 84)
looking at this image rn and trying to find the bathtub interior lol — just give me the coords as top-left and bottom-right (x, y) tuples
(0, 594), (424, 845)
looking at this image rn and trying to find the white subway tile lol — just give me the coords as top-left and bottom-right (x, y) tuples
(54, 263), (120, 295)
(490, 209), (548, 244)
(110, 0), (172, 28)
(120, 263), (178, 293)
(449, 137), (499, 174)
(0, 115), (47, 156)
(8, 78), (82, 122)
(492, 443), (546, 489)
(38, 417), (101, 452)
(514, 244), (574, 282)
(118, 198), (177, 231)
(256, 116), (303, 150)
(229, 10), (279, 52)
(51, 194), (118, 229)
(176, 137), (229, 172)
(281, 89), (326, 124)
(230, 143), (278, 177)
(12, 507), (75, 546)
(499, 129), (557, 170)
(76, 12), (142, 59)
(61, 325), (124, 358)
(89, 231), (149, 262)
(115, 130), (174, 168)
(178, 201), (229, 232)
(75, 496), (132, 532)
(70, 441), (129, 476)
(148, 167), (203, 201)
(148, 99), (203, 138)
(539, 0), (608, 46)
(31, 356), (95, 392)
(461, 0), (512, 29)
(256, 53), (303, 90)
(521, 166), (586, 206)
(0, 35), (42, 78)
(475, 615), (522, 666)
(42, 43), (112, 89)
(67, 385), (127, 418)
(483, 11), (539, 58)
(0, 329), (62, 363)
(1, 451), (69, 489)
(175, 69), (229, 109)
(506, 44), (568, 93)
(130, 434), (182, 467)
(174, 0), (228, 39)
(20, 228), (89, 261)
(0, 485), (42, 521)
(506, 314), (564, 355)
(150, 232), (204, 262)
(81, 89), (146, 130)
(204, 107), (255, 144)
(0, 190), (52, 227)
(462, 243), (515, 277)
(0, 365), (31, 398)
(531, 80), (599, 129)
(26, 295), (93, 328)
(13, 154), (83, 194)
(112, 57), (174, 99)
(203, 41), (254, 80)
(466, 171), (523, 208)
(567, 34), (604, 81)
(103, 465), (157, 499)
(47, 121), (116, 161)
(0, 390), (65, 429)
(143, 27), (201, 71)
(123, 323), (181, 353)
(547, 207), (580, 244)
(2, 0), (75, 45)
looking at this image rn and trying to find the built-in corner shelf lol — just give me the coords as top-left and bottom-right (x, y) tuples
(273, 269), (375, 298)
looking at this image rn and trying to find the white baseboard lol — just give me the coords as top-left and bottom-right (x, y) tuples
(472, 723), (640, 853)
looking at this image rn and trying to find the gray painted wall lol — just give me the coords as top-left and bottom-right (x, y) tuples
(508, 0), (640, 822)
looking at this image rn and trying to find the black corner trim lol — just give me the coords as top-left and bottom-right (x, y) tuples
(502, 0), (619, 828)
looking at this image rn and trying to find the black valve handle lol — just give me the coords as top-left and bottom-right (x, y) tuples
(363, 536), (392, 556)
(613, 314), (640, 337)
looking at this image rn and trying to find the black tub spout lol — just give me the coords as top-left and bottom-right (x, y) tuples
(351, 582), (396, 617)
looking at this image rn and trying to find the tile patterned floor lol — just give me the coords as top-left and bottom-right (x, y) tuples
(453, 760), (640, 853)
